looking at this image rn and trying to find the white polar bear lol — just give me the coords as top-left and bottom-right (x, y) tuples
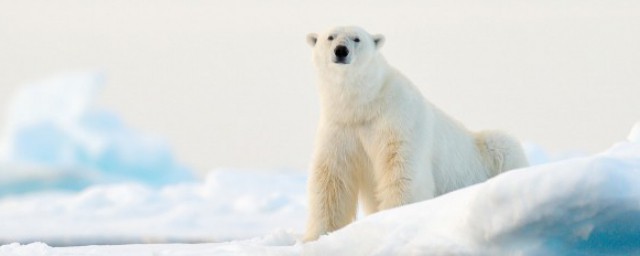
(303, 26), (529, 241)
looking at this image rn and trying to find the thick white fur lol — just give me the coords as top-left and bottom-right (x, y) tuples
(303, 26), (529, 241)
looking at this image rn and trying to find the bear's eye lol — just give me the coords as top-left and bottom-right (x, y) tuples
(328, 36), (334, 41)
(354, 37), (360, 43)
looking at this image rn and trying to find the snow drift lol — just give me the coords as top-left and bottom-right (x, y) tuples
(305, 139), (640, 255)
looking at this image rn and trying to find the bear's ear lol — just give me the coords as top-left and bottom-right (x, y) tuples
(373, 34), (385, 49)
(306, 33), (318, 47)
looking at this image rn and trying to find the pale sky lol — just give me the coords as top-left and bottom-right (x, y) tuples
(1, 0), (639, 174)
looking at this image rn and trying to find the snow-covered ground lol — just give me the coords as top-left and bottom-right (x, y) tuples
(1, 74), (639, 255)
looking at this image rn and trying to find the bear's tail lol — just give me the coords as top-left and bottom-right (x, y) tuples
(475, 130), (529, 177)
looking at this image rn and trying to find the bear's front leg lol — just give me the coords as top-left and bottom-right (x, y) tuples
(303, 128), (360, 242)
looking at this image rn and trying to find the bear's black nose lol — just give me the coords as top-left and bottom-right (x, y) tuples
(334, 45), (349, 58)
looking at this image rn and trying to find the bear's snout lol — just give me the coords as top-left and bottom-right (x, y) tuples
(334, 45), (349, 59)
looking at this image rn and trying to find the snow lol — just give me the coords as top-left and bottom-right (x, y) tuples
(521, 142), (584, 166)
(305, 140), (640, 255)
(0, 234), (301, 256)
(0, 235), (305, 255)
(0, 169), (306, 246)
(0, 72), (194, 196)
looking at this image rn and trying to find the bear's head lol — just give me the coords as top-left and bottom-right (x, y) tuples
(307, 26), (384, 71)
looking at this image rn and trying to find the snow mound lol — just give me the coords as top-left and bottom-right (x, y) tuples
(0, 72), (194, 196)
(305, 140), (640, 255)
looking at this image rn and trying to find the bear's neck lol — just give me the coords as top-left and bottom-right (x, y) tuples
(316, 56), (391, 124)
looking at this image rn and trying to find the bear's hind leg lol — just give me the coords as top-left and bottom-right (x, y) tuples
(475, 130), (529, 177)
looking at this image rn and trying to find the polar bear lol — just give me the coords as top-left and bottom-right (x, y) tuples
(303, 26), (529, 241)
